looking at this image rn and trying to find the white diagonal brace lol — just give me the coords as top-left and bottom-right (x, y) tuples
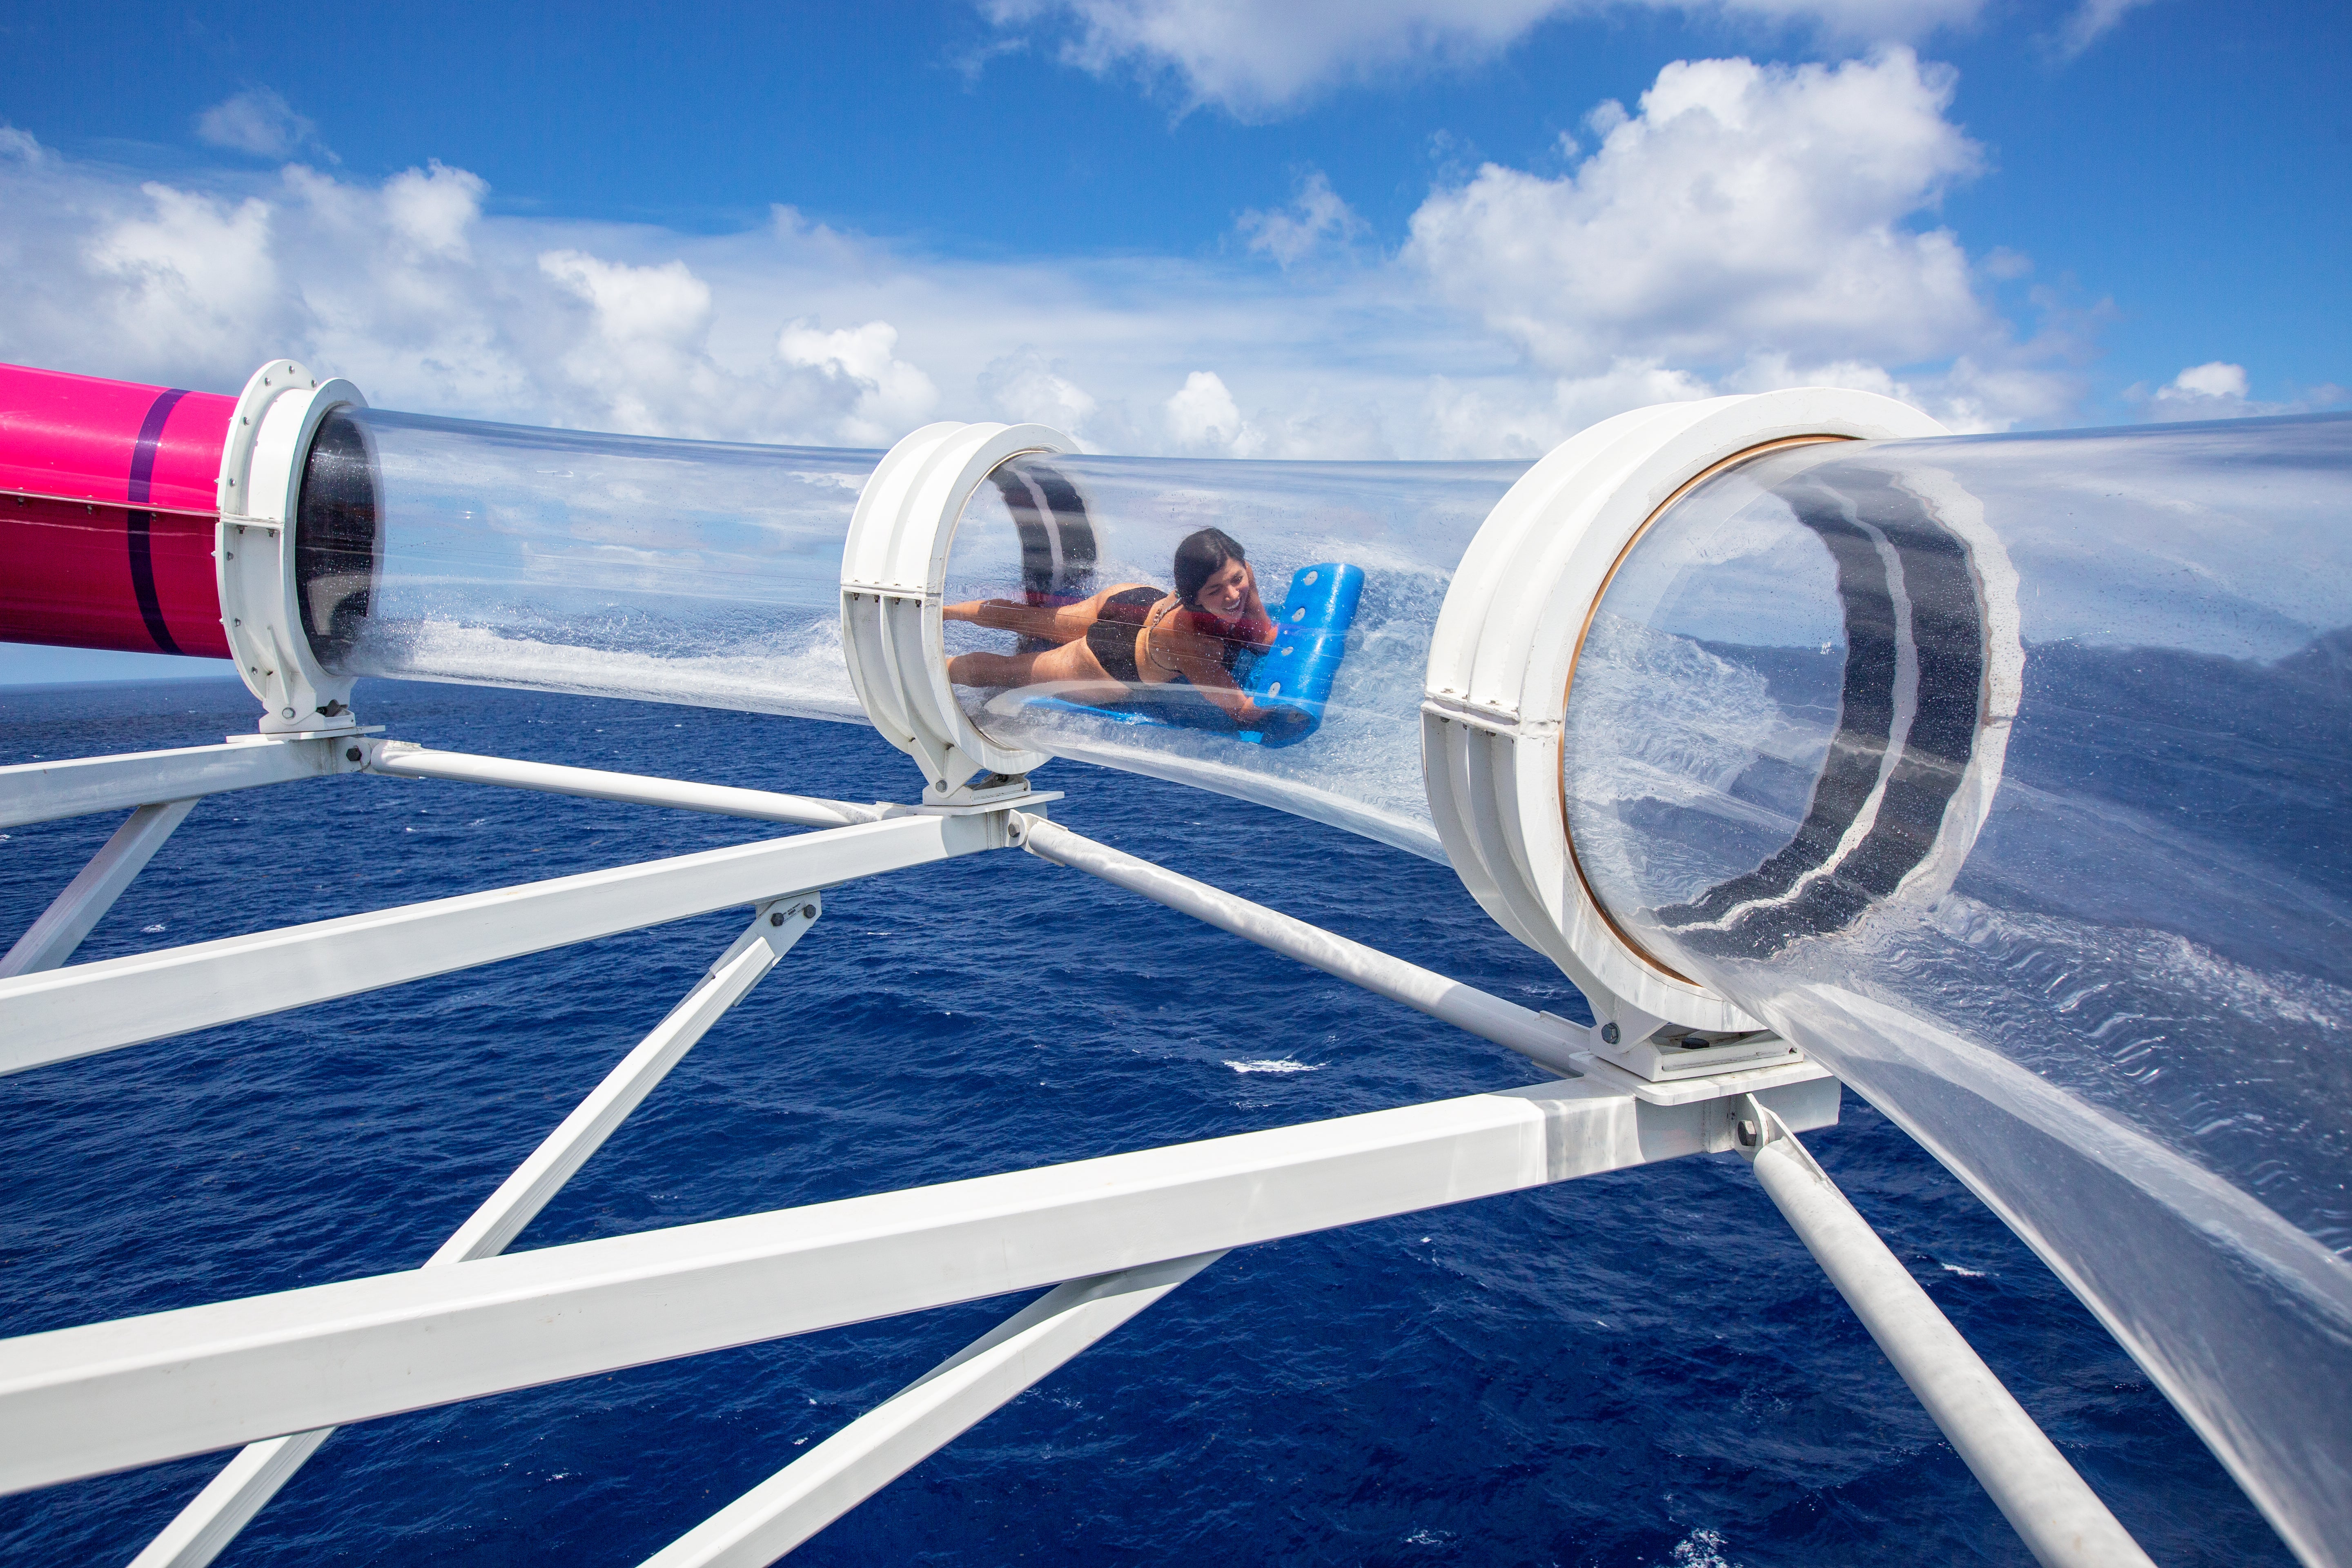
(1735, 1098), (2154, 1568)
(0, 739), (351, 829)
(1016, 815), (1590, 1074)
(128, 898), (823, 1568)
(362, 743), (886, 829)
(641, 1250), (1224, 1568)
(0, 810), (1000, 1076)
(0, 1070), (1839, 1494)
(0, 800), (198, 978)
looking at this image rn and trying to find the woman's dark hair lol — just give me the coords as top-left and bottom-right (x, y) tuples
(1173, 527), (1247, 608)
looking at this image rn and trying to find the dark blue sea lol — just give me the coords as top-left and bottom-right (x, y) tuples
(0, 677), (2295, 1567)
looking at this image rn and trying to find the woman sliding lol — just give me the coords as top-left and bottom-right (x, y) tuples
(944, 527), (1305, 739)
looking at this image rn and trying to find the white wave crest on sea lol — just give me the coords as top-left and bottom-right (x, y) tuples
(1664, 1526), (1741, 1567)
(1225, 1059), (1322, 1074)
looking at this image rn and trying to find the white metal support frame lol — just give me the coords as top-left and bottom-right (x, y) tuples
(1421, 389), (1948, 1049)
(0, 735), (359, 829)
(0, 811), (1001, 1076)
(0, 1071), (1839, 1495)
(0, 800), (197, 978)
(641, 1251), (1225, 1568)
(839, 420), (1073, 796)
(128, 897), (824, 1568)
(1733, 1097), (2156, 1568)
(214, 359), (369, 737)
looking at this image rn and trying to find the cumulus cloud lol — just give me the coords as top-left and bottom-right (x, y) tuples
(1163, 369), (1264, 454)
(984, 0), (1986, 117)
(775, 320), (942, 444)
(1407, 50), (1989, 377)
(2132, 361), (2345, 423)
(0, 49), (2094, 464)
(1238, 171), (1365, 267)
(195, 88), (330, 161)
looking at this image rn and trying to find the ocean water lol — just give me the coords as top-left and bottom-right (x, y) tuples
(0, 677), (2295, 1567)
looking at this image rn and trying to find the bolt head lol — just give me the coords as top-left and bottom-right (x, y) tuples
(768, 912), (786, 927)
(345, 746), (362, 763)
(1600, 1022), (1620, 1045)
(801, 903), (817, 919)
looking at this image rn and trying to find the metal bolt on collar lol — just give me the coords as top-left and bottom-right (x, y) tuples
(1600, 1022), (1621, 1045)
(768, 912), (786, 927)
(345, 747), (362, 763)
(801, 903), (818, 919)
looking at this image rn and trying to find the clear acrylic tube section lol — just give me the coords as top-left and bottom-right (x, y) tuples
(1561, 414), (2352, 1563)
(941, 452), (1531, 858)
(310, 408), (877, 721)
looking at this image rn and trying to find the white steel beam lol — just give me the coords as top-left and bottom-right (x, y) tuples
(641, 1251), (1223, 1568)
(0, 811), (1000, 1077)
(363, 742), (887, 830)
(1016, 815), (1590, 1075)
(0, 800), (198, 978)
(0, 1070), (1838, 1494)
(0, 738), (352, 829)
(1735, 1097), (2154, 1568)
(127, 900), (820, 1568)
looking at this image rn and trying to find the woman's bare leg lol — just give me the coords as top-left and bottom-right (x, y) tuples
(950, 637), (1127, 699)
(947, 648), (1049, 688)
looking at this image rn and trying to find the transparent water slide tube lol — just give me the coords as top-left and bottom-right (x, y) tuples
(942, 454), (1531, 857)
(304, 408), (878, 719)
(1563, 413), (2352, 1561)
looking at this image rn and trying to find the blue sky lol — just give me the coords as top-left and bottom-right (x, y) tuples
(2, 0), (2346, 682)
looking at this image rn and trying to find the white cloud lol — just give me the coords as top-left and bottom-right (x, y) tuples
(2050, 0), (2163, 58)
(0, 57), (2091, 464)
(194, 88), (329, 161)
(775, 320), (942, 444)
(2165, 360), (2247, 401)
(1163, 368), (1264, 454)
(978, 350), (1114, 446)
(2130, 361), (2352, 423)
(984, 0), (1986, 117)
(1238, 170), (1365, 267)
(1406, 50), (1991, 377)
(84, 185), (286, 370)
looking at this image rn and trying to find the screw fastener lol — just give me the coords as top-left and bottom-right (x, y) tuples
(345, 747), (362, 763)
(1600, 1022), (1621, 1045)
(768, 912), (786, 927)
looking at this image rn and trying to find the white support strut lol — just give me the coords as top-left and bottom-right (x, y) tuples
(361, 742), (887, 829)
(0, 800), (198, 978)
(1735, 1098), (2155, 1568)
(0, 1071), (1838, 1495)
(641, 1251), (1224, 1568)
(0, 737), (354, 829)
(1017, 814), (1591, 1076)
(128, 899), (823, 1568)
(0, 810), (1003, 1077)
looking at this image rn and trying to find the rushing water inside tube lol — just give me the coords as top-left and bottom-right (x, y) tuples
(1561, 413), (2352, 1563)
(0, 678), (2294, 1566)
(321, 409), (876, 721)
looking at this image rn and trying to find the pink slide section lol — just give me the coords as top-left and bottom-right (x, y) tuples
(0, 363), (236, 659)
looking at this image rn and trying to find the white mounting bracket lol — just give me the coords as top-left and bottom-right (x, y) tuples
(1421, 388), (1950, 1036)
(215, 358), (368, 736)
(840, 421), (1074, 795)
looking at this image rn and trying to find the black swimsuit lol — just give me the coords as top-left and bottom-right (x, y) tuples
(1085, 590), (1254, 684)
(1085, 588), (1161, 682)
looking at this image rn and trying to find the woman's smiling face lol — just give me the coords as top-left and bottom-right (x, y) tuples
(1194, 558), (1251, 616)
